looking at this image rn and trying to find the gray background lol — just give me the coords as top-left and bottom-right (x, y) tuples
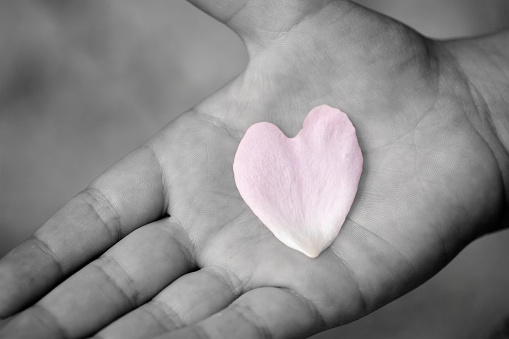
(1, 1), (509, 338)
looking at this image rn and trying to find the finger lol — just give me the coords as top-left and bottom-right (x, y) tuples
(97, 267), (240, 339)
(0, 146), (166, 317)
(156, 287), (324, 339)
(187, 0), (336, 47)
(0, 217), (193, 339)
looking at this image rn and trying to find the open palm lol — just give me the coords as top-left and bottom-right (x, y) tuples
(1, 1), (506, 338)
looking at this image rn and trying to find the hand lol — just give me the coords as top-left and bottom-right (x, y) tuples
(1, 1), (508, 338)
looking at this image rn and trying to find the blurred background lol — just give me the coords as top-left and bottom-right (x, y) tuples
(1, 0), (509, 338)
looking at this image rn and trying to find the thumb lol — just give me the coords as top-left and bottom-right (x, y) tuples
(187, 1), (420, 61)
(187, 0), (333, 47)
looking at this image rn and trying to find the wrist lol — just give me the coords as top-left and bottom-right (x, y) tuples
(435, 30), (509, 230)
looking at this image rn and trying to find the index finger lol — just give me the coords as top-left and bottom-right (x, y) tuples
(0, 145), (166, 317)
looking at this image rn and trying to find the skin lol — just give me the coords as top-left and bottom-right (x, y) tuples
(1, 0), (509, 338)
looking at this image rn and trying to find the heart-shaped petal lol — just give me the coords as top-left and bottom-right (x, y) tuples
(233, 105), (363, 258)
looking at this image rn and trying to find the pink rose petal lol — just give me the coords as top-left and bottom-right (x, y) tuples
(233, 105), (363, 258)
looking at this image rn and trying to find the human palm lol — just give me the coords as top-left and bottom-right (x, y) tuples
(0, 1), (505, 338)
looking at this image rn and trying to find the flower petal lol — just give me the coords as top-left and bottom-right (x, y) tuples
(233, 105), (363, 258)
